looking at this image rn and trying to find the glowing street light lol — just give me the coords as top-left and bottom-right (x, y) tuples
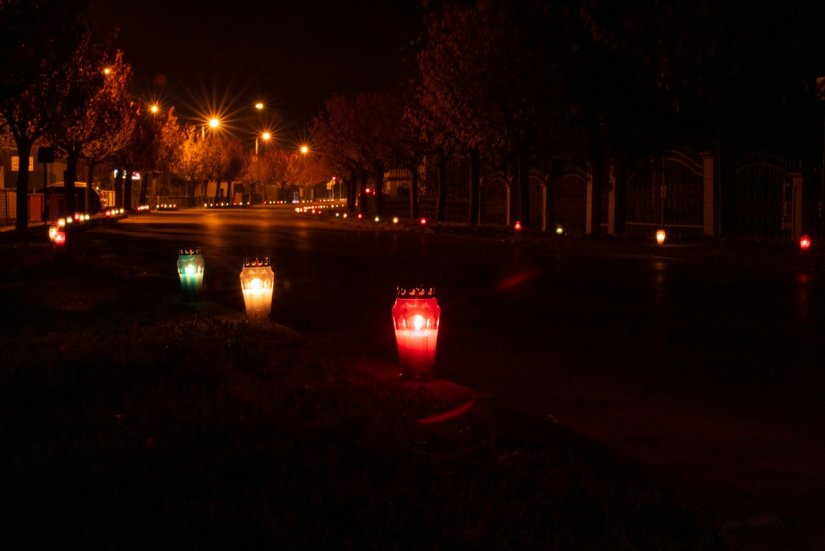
(240, 257), (275, 320)
(177, 248), (204, 300)
(392, 286), (441, 379)
(299, 144), (310, 155)
(209, 117), (220, 129)
(149, 103), (159, 114)
(255, 131), (272, 156)
(255, 101), (264, 111)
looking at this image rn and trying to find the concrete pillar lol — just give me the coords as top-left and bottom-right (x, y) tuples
(585, 169), (594, 235)
(607, 162), (617, 235)
(541, 181), (550, 233)
(792, 172), (803, 240)
(700, 152), (715, 237)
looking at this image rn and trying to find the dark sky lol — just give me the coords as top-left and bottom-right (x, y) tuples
(91, 0), (424, 136)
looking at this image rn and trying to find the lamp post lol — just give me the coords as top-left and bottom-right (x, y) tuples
(818, 76), (825, 241)
(177, 248), (204, 300)
(392, 286), (441, 378)
(255, 131), (271, 156)
(240, 257), (275, 319)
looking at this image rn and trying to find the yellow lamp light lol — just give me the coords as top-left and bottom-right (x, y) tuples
(240, 257), (275, 320)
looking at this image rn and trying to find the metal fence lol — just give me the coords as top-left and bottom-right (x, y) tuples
(626, 151), (704, 232)
(553, 169), (587, 235)
(734, 151), (792, 240)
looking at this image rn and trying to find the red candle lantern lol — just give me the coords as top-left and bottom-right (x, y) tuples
(392, 286), (441, 378)
(800, 234), (811, 252)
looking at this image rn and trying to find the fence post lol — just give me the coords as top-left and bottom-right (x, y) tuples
(505, 177), (513, 227)
(700, 152), (715, 237)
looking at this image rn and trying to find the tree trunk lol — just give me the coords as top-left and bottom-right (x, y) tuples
(468, 148), (480, 225)
(64, 150), (79, 215)
(374, 161), (384, 216)
(115, 168), (124, 208)
(124, 169), (133, 210)
(14, 140), (33, 231)
(139, 171), (150, 206)
(436, 151), (448, 222)
(409, 163), (419, 220)
(213, 179), (222, 204)
(358, 169), (368, 214)
(347, 169), (357, 213)
(85, 159), (97, 213)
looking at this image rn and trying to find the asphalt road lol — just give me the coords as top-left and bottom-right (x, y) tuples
(97, 205), (825, 549)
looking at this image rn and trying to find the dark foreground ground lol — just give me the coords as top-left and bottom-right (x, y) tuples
(0, 222), (742, 549)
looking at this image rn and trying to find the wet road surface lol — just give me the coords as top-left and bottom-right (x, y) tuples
(100, 206), (825, 548)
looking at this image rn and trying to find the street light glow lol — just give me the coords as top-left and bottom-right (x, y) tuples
(261, 131), (271, 141)
(150, 103), (159, 114)
(300, 144), (310, 155)
(209, 117), (220, 129)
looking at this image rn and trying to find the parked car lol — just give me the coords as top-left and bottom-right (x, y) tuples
(41, 182), (103, 219)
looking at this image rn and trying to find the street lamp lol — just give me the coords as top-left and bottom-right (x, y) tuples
(201, 115), (221, 138)
(300, 144), (310, 155)
(150, 103), (159, 114)
(255, 131), (271, 156)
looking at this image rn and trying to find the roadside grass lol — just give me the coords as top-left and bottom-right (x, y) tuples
(0, 237), (726, 549)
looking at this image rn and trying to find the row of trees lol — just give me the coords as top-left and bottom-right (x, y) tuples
(0, 0), (323, 231)
(307, 0), (825, 229)
(4, 0), (824, 231)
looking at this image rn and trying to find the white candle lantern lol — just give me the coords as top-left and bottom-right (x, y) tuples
(656, 229), (667, 245)
(392, 286), (441, 378)
(177, 248), (204, 300)
(240, 257), (275, 319)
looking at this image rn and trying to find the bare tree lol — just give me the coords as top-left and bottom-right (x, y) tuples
(0, 0), (88, 229)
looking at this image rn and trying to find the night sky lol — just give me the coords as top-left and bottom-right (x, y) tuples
(91, 0), (424, 135)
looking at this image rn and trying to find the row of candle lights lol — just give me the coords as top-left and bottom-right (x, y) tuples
(176, 249), (441, 378)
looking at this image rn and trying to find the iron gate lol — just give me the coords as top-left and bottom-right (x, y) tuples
(553, 169), (587, 235)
